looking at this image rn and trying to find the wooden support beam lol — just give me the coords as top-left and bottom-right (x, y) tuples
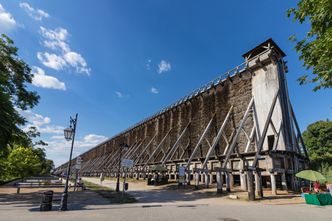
(247, 170), (255, 200)
(222, 130), (235, 155)
(272, 121), (282, 151)
(122, 141), (139, 159)
(245, 127), (256, 152)
(186, 114), (215, 170)
(251, 90), (279, 168)
(142, 129), (172, 170)
(133, 135), (157, 165)
(161, 122), (191, 166)
(222, 98), (254, 169)
(290, 104), (309, 158)
(127, 138), (146, 160)
(202, 106), (233, 169)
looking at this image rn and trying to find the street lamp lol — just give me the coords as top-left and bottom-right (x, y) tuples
(116, 143), (129, 192)
(59, 113), (78, 211)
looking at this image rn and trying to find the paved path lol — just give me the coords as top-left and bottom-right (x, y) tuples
(83, 177), (221, 204)
(0, 177), (331, 221)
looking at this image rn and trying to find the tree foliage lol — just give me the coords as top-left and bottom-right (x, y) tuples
(0, 34), (40, 148)
(0, 34), (53, 181)
(6, 147), (41, 178)
(288, 0), (332, 91)
(1, 146), (54, 180)
(302, 120), (332, 171)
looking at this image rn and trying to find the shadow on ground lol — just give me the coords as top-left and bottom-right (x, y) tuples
(0, 188), (114, 212)
(128, 183), (230, 204)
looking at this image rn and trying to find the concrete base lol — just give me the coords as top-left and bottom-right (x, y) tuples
(270, 173), (277, 195)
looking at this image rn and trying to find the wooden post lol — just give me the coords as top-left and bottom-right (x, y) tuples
(254, 171), (263, 198)
(225, 171), (231, 192)
(216, 170), (223, 194)
(270, 173), (277, 195)
(194, 171), (199, 189)
(247, 170), (255, 201)
(205, 172), (209, 188)
(186, 169), (191, 185)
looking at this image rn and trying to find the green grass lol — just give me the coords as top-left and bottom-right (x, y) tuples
(84, 180), (137, 204)
(104, 177), (145, 183)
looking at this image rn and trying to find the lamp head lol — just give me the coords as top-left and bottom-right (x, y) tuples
(64, 127), (74, 141)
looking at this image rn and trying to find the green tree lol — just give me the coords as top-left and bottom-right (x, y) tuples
(287, 0), (332, 91)
(6, 146), (41, 178)
(302, 120), (332, 173)
(0, 34), (40, 149)
(33, 147), (54, 174)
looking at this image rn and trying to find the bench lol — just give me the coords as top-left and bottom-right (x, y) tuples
(15, 182), (64, 194)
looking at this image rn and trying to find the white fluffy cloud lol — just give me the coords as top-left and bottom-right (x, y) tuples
(82, 134), (108, 146)
(19, 109), (51, 127)
(115, 91), (123, 98)
(32, 66), (66, 90)
(151, 87), (159, 94)
(0, 4), (16, 32)
(37, 52), (66, 70)
(63, 52), (89, 73)
(18, 109), (64, 135)
(17, 109), (108, 167)
(38, 26), (90, 75)
(38, 125), (65, 134)
(157, 60), (171, 74)
(19, 2), (49, 21)
(40, 26), (68, 42)
(47, 133), (108, 166)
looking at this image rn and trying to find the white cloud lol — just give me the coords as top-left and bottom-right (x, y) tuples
(38, 125), (65, 134)
(0, 4), (16, 32)
(32, 66), (66, 90)
(115, 91), (123, 98)
(38, 26), (90, 75)
(63, 52), (90, 74)
(43, 40), (70, 53)
(40, 26), (68, 42)
(157, 60), (171, 74)
(19, 109), (51, 127)
(19, 2), (49, 21)
(50, 135), (64, 140)
(151, 87), (159, 94)
(16, 109), (108, 167)
(44, 133), (108, 167)
(17, 109), (64, 135)
(146, 59), (151, 70)
(37, 52), (67, 70)
(83, 134), (108, 145)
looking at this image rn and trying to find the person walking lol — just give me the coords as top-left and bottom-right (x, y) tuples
(100, 172), (104, 184)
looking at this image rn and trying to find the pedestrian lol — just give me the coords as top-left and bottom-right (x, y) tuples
(327, 183), (332, 196)
(100, 172), (104, 184)
(313, 181), (320, 193)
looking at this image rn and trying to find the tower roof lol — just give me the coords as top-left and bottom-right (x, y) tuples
(242, 38), (286, 60)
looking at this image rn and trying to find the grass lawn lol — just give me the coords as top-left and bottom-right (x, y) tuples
(104, 177), (145, 183)
(83, 180), (137, 204)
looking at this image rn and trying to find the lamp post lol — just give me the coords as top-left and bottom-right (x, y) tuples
(59, 113), (78, 211)
(116, 143), (129, 192)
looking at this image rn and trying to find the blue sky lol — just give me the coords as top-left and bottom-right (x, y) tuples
(0, 1), (331, 167)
